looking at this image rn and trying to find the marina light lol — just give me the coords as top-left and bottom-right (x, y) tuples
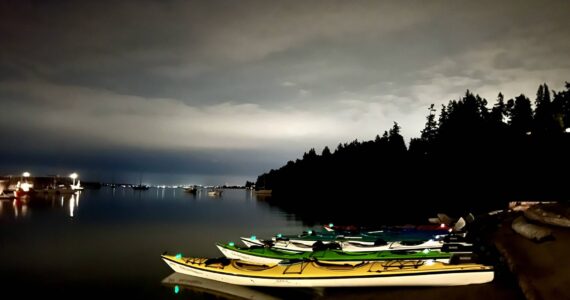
(422, 249), (430, 254)
(425, 259), (435, 266)
(566, 128), (570, 133)
(329, 223), (334, 228)
(276, 233), (282, 238)
(228, 242), (235, 247)
(175, 253), (182, 260)
(174, 285), (180, 294)
(20, 182), (31, 192)
(440, 223), (445, 228)
(250, 235), (257, 240)
(22, 172), (30, 178)
(70, 173), (78, 186)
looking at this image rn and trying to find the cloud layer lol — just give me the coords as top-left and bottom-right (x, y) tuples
(1, 0), (569, 184)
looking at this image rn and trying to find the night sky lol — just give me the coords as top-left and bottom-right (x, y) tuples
(1, 0), (569, 185)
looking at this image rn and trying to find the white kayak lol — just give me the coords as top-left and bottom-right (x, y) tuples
(241, 236), (472, 253)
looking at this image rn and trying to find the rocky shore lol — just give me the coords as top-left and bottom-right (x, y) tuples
(493, 203), (570, 300)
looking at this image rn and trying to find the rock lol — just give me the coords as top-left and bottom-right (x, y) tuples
(511, 216), (553, 242)
(524, 204), (570, 228)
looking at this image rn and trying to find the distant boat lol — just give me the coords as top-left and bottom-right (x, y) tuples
(0, 191), (15, 199)
(132, 184), (150, 191)
(184, 186), (198, 194)
(207, 190), (223, 197)
(35, 184), (77, 195)
(132, 173), (150, 190)
(33, 176), (81, 195)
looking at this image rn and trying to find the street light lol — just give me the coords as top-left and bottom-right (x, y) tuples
(70, 173), (78, 186)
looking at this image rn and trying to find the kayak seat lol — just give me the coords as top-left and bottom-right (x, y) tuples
(374, 239), (388, 246)
(261, 240), (275, 247)
(204, 257), (231, 268)
(233, 261), (273, 271)
(312, 241), (342, 251)
(399, 240), (424, 246)
(313, 260), (366, 270)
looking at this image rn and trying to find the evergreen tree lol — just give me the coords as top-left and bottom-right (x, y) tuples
(388, 122), (407, 153)
(534, 83), (553, 133)
(490, 93), (507, 124)
(303, 148), (317, 160)
(321, 146), (331, 157)
(509, 94), (533, 135)
(420, 104), (438, 142)
(335, 143), (344, 153)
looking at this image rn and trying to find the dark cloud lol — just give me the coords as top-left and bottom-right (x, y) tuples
(1, 0), (569, 183)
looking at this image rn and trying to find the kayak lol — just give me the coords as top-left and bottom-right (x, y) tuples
(161, 254), (493, 287)
(273, 229), (452, 246)
(241, 236), (472, 253)
(323, 223), (454, 233)
(339, 240), (473, 253)
(216, 242), (454, 265)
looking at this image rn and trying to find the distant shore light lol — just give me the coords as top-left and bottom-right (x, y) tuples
(22, 172), (30, 177)
(565, 128), (570, 133)
(70, 173), (78, 179)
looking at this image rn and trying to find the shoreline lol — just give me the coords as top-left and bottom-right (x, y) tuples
(492, 210), (570, 300)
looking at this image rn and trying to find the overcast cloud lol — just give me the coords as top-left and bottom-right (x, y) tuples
(1, 0), (569, 184)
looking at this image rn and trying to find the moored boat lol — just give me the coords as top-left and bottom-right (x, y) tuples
(132, 184), (150, 190)
(207, 190), (223, 197)
(184, 186), (198, 194)
(161, 254), (494, 287)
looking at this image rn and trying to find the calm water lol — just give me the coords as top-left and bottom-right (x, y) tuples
(0, 188), (522, 299)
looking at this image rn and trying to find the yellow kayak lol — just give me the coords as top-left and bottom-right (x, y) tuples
(161, 254), (493, 287)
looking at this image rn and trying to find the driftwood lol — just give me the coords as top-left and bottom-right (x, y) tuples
(511, 216), (552, 242)
(524, 204), (570, 228)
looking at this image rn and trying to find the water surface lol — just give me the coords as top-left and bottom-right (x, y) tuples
(0, 188), (522, 299)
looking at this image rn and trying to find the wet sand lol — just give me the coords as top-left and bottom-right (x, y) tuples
(494, 214), (570, 300)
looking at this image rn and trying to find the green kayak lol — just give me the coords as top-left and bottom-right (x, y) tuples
(216, 243), (454, 265)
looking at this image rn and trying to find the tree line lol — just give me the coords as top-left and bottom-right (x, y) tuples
(255, 82), (570, 219)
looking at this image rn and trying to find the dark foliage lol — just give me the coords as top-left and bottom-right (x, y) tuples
(254, 83), (570, 223)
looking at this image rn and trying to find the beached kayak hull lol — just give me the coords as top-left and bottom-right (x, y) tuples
(162, 255), (493, 287)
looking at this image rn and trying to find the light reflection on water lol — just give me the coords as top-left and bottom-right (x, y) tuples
(0, 187), (521, 299)
(0, 187), (308, 299)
